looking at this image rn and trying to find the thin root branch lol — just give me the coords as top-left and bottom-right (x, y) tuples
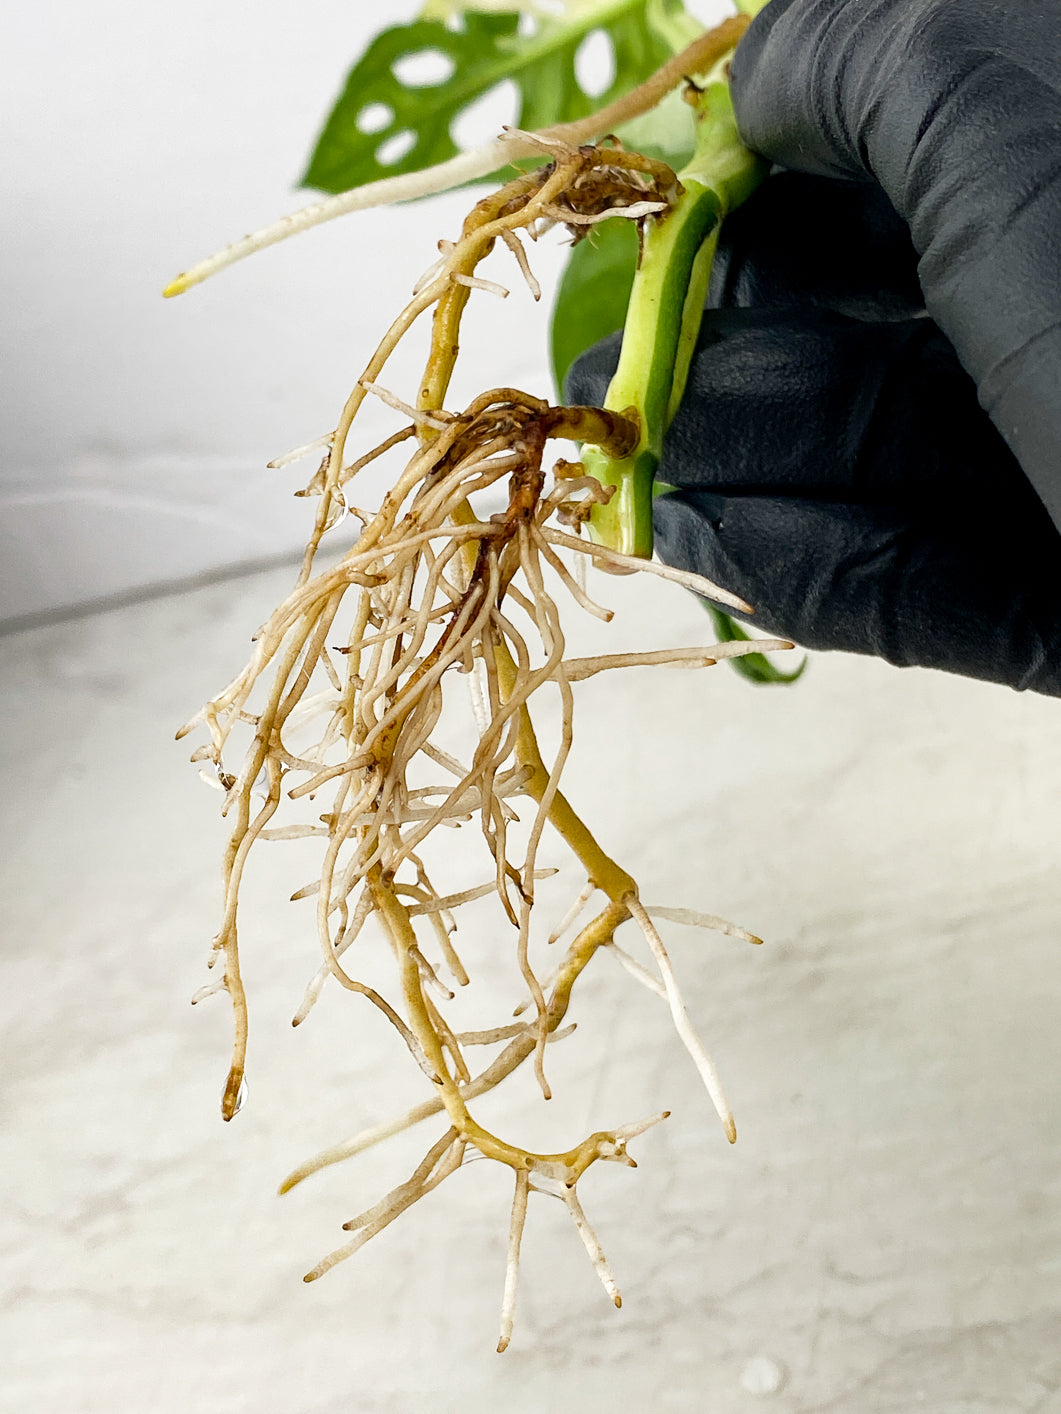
(498, 1168), (530, 1352)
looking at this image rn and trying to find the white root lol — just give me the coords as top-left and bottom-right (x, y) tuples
(191, 978), (228, 1005)
(405, 867), (553, 918)
(564, 1187), (622, 1309)
(533, 528), (614, 622)
(625, 895), (737, 1144)
(268, 432), (334, 470)
(646, 904), (762, 946)
(293, 886), (375, 1025)
(468, 657), (490, 735)
(540, 527), (754, 613)
(605, 940), (667, 999)
(540, 198), (667, 225)
(498, 1168), (530, 1352)
(561, 639), (794, 681)
(451, 272), (510, 298)
(258, 824), (329, 842)
(359, 380), (451, 429)
(456, 1021), (577, 1046)
(500, 229), (541, 302)
(304, 1131), (464, 1282)
(548, 878), (597, 944)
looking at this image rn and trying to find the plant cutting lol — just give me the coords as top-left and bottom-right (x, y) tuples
(171, 0), (796, 1349)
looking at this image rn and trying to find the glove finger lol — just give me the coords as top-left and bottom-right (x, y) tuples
(653, 488), (1061, 696)
(565, 309), (1041, 512)
(730, 0), (1061, 532)
(564, 177), (923, 412)
(662, 311), (1049, 527)
(709, 172), (923, 321)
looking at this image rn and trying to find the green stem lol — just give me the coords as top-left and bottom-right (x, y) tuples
(585, 80), (767, 556)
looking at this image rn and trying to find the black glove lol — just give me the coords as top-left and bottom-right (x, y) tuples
(567, 0), (1061, 694)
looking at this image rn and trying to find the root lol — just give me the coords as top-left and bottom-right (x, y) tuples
(185, 124), (789, 1348)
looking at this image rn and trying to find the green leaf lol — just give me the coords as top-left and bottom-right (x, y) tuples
(702, 603), (808, 685)
(302, 1), (675, 194)
(551, 216), (638, 399)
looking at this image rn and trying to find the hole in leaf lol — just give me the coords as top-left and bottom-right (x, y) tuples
(357, 102), (393, 135)
(575, 29), (616, 100)
(376, 130), (416, 167)
(392, 48), (457, 88)
(517, 13), (538, 37)
(450, 78), (519, 152)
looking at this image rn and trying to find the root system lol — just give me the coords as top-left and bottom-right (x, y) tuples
(181, 127), (789, 1349)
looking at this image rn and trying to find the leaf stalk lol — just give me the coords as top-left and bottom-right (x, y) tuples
(585, 81), (767, 556)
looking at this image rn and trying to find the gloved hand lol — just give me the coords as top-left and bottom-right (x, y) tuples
(566, 0), (1061, 694)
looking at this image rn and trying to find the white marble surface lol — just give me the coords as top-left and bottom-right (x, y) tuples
(2, 556), (1060, 1413)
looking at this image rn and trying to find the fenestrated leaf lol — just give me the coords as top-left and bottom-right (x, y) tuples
(302, 1), (674, 194)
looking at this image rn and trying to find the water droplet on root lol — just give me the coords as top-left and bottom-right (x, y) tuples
(223, 1076), (249, 1118)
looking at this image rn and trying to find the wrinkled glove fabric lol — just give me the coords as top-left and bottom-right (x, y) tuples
(566, 0), (1061, 694)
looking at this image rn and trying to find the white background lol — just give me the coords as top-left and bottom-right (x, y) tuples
(0, 0), (730, 625)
